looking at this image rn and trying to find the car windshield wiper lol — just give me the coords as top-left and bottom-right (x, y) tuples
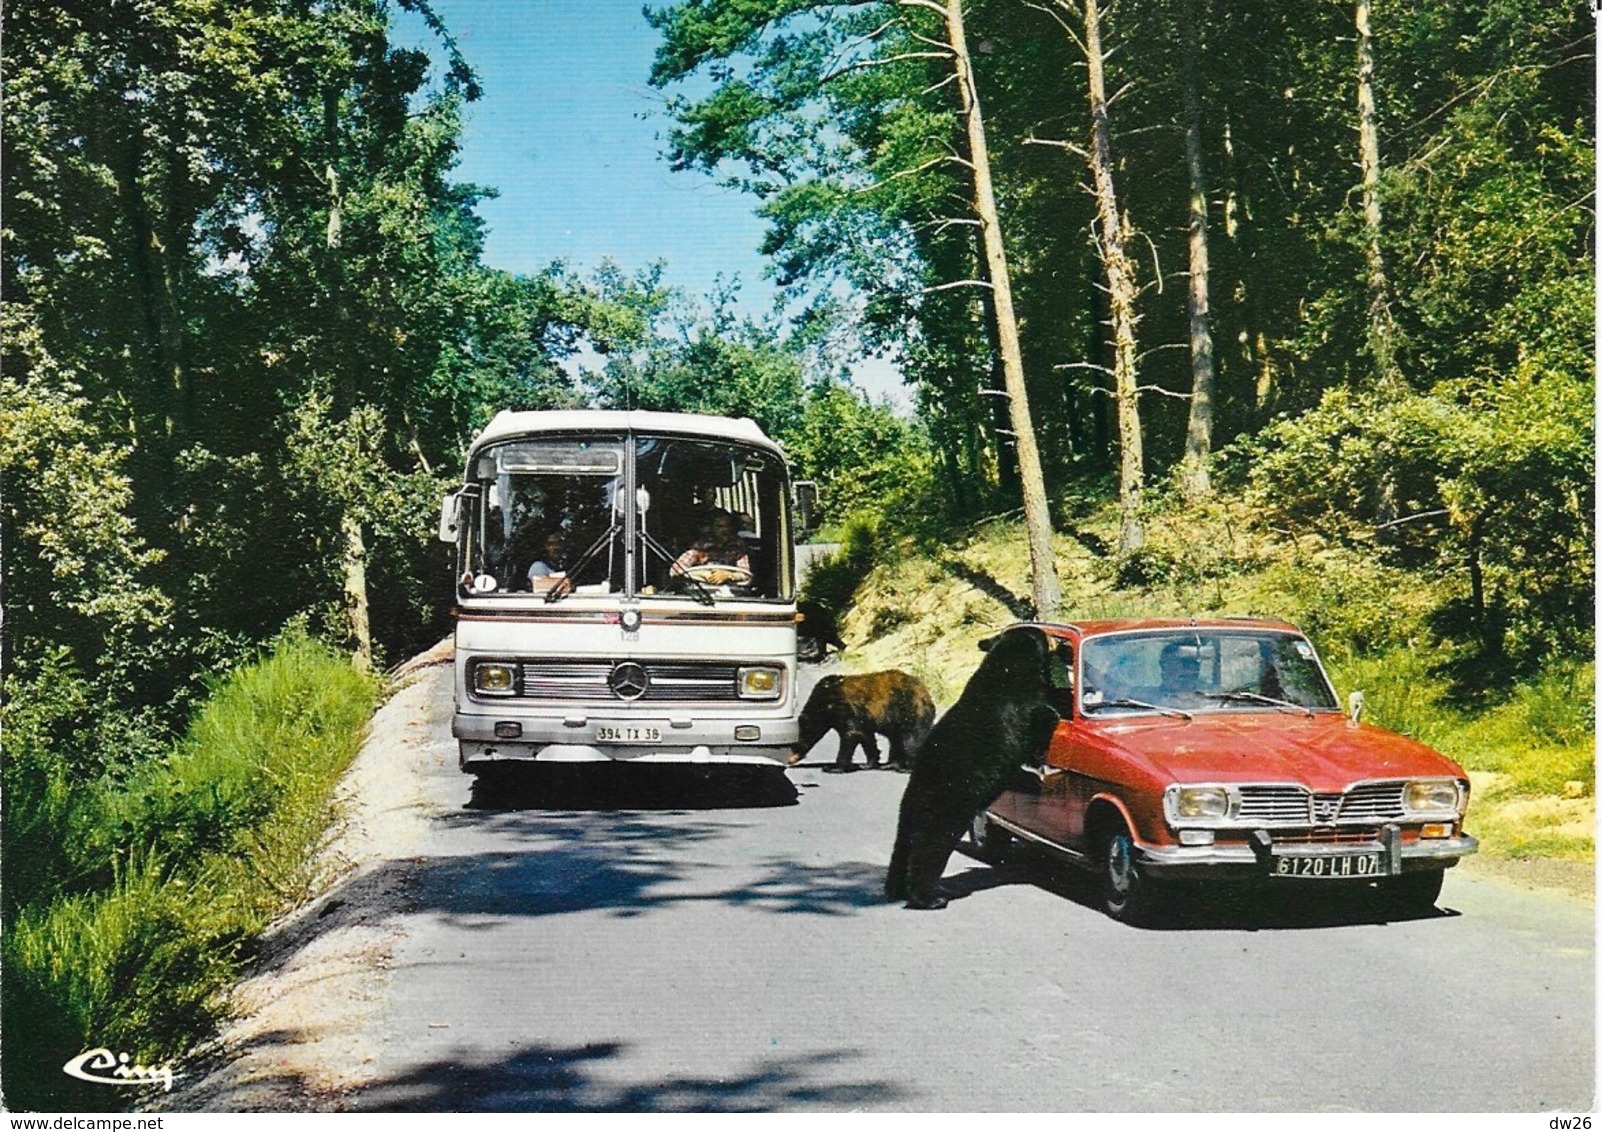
(1083, 697), (1193, 720)
(1202, 690), (1314, 717)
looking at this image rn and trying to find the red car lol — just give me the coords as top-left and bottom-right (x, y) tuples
(970, 618), (1477, 923)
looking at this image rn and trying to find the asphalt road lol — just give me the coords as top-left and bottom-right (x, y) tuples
(344, 662), (1594, 1113)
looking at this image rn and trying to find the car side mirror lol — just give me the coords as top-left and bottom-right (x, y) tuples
(1348, 690), (1365, 724)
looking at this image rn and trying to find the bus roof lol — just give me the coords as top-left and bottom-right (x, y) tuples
(469, 409), (782, 456)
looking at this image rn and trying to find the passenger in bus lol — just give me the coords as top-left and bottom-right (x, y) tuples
(526, 531), (571, 594)
(670, 509), (750, 578)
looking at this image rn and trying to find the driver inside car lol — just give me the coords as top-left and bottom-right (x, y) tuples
(670, 509), (751, 583)
(1134, 641), (1208, 707)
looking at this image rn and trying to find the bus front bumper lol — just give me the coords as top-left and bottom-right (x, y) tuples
(454, 711), (799, 770)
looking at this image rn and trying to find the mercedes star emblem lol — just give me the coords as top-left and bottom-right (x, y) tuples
(608, 661), (650, 701)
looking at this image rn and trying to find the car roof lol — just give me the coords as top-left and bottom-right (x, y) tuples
(1027, 617), (1306, 638)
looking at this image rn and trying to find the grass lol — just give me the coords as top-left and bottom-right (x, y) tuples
(1, 633), (379, 1112)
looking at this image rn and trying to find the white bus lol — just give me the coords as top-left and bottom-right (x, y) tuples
(439, 410), (803, 776)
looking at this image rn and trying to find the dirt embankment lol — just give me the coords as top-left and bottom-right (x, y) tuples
(153, 640), (455, 1112)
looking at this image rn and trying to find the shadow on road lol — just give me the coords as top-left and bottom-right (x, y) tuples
(467, 763), (799, 811)
(949, 842), (1462, 931)
(349, 1042), (908, 1112)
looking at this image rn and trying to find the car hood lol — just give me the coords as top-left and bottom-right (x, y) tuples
(1087, 712), (1466, 790)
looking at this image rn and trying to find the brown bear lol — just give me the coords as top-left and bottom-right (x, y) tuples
(789, 670), (936, 772)
(884, 625), (1060, 909)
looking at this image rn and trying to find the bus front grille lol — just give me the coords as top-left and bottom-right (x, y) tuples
(518, 660), (743, 703)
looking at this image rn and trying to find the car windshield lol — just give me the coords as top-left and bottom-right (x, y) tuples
(458, 432), (792, 601)
(1079, 629), (1339, 715)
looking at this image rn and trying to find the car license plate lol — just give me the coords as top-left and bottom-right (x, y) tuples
(595, 725), (661, 743)
(1272, 852), (1384, 879)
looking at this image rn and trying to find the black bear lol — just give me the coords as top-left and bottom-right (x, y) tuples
(885, 625), (1060, 909)
(790, 670), (936, 772)
(796, 599), (845, 662)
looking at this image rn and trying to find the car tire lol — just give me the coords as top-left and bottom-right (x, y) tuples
(1376, 869), (1445, 915)
(1101, 825), (1160, 925)
(969, 811), (1012, 864)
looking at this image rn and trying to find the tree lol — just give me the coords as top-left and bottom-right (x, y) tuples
(1032, 0), (1147, 551)
(1176, 0), (1217, 498)
(941, 0), (1063, 615)
(651, 0), (1064, 611)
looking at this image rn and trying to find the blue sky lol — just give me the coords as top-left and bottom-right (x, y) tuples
(398, 0), (779, 312)
(395, 1), (910, 408)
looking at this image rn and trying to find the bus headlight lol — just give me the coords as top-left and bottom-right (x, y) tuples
(473, 662), (517, 697)
(737, 666), (782, 700)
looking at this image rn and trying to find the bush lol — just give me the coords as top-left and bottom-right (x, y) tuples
(798, 515), (881, 631)
(0, 633), (378, 1112)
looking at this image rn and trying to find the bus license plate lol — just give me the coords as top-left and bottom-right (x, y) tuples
(1272, 852), (1384, 879)
(596, 725), (661, 743)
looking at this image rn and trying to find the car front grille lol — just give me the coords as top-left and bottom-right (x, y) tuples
(1237, 785), (1312, 824)
(1235, 782), (1410, 827)
(1271, 827), (1381, 845)
(518, 660), (743, 703)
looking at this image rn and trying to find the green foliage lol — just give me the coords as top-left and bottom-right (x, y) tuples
(780, 381), (935, 528)
(799, 514), (882, 622)
(1237, 372), (1593, 688)
(0, 634), (378, 1113)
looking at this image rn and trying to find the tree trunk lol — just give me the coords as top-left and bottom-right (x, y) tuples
(116, 135), (189, 460)
(1178, 0), (1216, 500)
(1074, 0), (1145, 551)
(1355, 0), (1401, 537)
(341, 510), (374, 673)
(941, 0), (1062, 618)
(323, 114), (372, 669)
(1355, 0), (1398, 388)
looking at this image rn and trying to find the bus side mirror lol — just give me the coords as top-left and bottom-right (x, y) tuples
(793, 480), (819, 535)
(438, 492), (460, 544)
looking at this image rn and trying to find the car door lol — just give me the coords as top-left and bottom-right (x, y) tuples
(989, 636), (1080, 846)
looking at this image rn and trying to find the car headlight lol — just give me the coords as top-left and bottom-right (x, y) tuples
(737, 666), (782, 700)
(473, 662), (517, 696)
(1166, 784), (1232, 824)
(1403, 778), (1462, 815)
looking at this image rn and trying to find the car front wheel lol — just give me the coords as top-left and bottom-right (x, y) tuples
(1101, 826), (1161, 925)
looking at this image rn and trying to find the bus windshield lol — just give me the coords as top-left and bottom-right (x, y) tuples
(459, 431), (793, 601)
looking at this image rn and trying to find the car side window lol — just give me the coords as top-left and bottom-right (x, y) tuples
(1049, 641), (1075, 715)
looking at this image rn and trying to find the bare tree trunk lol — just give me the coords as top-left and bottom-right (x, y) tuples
(1178, 0), (1216, 500)
(1355, 0), (1398, 388)
(1072, 0), (1145, 551)
(341, 511), (374, 674)
(939, 0), (1062, 619)
(1355, 0), (1401, 537)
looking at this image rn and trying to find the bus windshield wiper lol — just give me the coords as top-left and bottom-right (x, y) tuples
(641, 530), (716, 606)
(544, 524), (617, 603)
